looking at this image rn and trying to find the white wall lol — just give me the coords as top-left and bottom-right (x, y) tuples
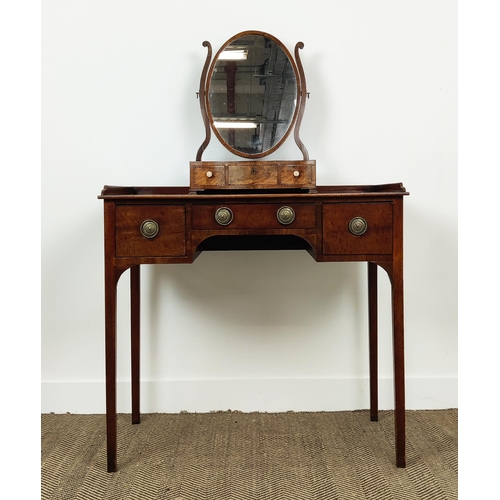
(41, 0), (457, 413)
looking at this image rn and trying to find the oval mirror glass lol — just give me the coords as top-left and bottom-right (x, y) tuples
(206, 31), (299, 158)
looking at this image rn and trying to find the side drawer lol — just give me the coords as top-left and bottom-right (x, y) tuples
(115, 205), (186, 257)
(279, 163), (315, 187)
(192, 203), (317, 230)
(191, 164), (226, 188)
(323, 202), (393, 255)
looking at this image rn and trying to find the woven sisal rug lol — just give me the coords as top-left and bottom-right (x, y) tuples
(42, 409), (457, 500)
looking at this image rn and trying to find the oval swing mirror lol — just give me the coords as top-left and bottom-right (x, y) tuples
(191, 31), (315, 193)
(206, 31), (300, 158)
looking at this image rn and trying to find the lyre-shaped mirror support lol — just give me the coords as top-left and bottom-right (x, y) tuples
(293, 42), (309, 161)
(196, 31), (309, 161)
(196, 40), (213, 161)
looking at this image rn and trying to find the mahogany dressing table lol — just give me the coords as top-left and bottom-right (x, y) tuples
(99, 31), (409, 472)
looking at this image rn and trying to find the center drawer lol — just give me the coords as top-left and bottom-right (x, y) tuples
(192, 203), (317, 230)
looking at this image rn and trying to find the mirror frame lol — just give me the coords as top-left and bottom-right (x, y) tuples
(196, 30), (310, 161)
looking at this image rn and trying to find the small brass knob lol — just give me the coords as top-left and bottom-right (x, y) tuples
(215, 207), (233, 226)
(140, 219), (159, 238)
(206, 171), (213, 178)
(293, 170), (300, 177)
(349, 217), (368, 236)
(277, 206), (295, 225)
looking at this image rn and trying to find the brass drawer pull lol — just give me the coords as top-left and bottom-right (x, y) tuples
(277, 206), (295, 225)
(215, 207), (233, 226)
(349, 217), (368, 236)
(140, 219), (159, 238)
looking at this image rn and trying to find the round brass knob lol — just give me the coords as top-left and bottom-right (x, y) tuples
(140, 219), (159, 238)
(215, 207), (233, 226)
(348, 217), (368, 236)
(206, 171), (213, 178)
(277, 206), (295, 225)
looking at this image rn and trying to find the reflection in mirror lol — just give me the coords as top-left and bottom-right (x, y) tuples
(207, 33), (298, 157)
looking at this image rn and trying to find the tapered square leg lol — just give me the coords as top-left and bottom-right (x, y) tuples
(105, 268), (118, 472)
(368, 262), (378, 422)
(131, 265), (141, 425)
(392, 272), (406, 468)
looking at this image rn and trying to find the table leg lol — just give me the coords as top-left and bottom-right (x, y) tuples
(392, 264), (406, 468)
(131, 265), (141, 424)
(368, 262), (378, 422)
(105, 267), (119, 473)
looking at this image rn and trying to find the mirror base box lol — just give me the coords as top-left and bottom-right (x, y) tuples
(189, 160), (316, 192)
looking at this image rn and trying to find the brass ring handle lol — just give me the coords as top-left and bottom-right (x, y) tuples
(277, 206), (295, 225)
(140, 219), (159, 238)
(348, 217), (368, 236)
(215, 207), (233, 226)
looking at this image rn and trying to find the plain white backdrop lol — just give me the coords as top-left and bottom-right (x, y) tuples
(40, 0), (458, 414)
